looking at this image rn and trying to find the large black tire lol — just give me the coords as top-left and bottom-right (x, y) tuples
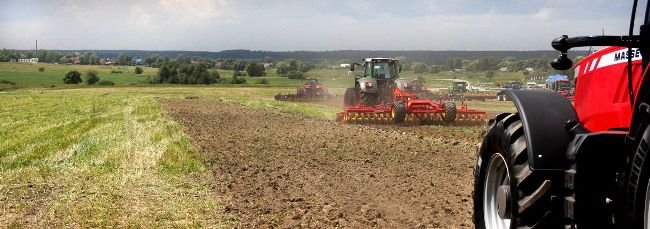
(621, 126), (650, 228)
(444, 101), (457, 124)
(344, 88), (356, 107)
(361, 92), (378, 106)
(473, 113), (560, 228)
(391, 102), (407, 124)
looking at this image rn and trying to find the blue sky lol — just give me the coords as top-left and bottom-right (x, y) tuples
(0, 0), (643, 51)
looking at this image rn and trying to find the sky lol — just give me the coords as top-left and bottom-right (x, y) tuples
(0, 0), (644, 51)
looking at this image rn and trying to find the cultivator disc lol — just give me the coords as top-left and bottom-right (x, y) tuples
(337, 111), (487, 126)
(454, 112), (488, 126)
(275, 93), (335, 102)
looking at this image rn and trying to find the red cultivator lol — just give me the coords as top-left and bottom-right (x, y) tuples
(336, 79), (487, 125)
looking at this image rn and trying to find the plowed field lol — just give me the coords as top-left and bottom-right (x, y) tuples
(162, 98), (483, 228)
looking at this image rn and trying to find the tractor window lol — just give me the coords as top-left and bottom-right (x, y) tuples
(364, 63), (372, 78)
(558, 81), (571, 90)
(371, 62), (398, 79)
(373, 63), (391, 79)
(307, 79), (318, 85)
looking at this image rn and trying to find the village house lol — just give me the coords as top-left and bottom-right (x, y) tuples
(17, 58), (39, 64)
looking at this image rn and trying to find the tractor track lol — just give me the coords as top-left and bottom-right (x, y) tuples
(161, 98), (478, 228)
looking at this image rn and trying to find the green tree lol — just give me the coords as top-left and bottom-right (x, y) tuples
(276, 62), (290, 75)
(287, 70), (304, 79)
(233, 60), (247, 71)
(485, 70), (495, 81)
(63, 70), (82, 84)
(428, 65), (440, 74)
(299, 62), (314, 73)
(412, 63), (428, 74)
(85, 69), (100, 85)
(246, 61), (266, 77)
(135, 66), (144, 74)
(231, 73), (246, 84)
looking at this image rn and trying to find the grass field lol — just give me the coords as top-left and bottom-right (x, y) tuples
(0, 88), (239, 227)
(0, 86), (364, 227)
(0, 62), (519, 227)
(0, 62), (528, 92)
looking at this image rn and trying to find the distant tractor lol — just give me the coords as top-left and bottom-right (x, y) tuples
(545, 74), (575, 100)
(400, 78), (436, 100)
(447, 79), (495, 101)
(337, 58), (487, 125)
(275, 78), (335, 101)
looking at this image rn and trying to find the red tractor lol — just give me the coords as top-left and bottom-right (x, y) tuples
(336, 58), (486, 125)
(546, 74), (575, 100)
(275, 78), (335, 101)
(473, 1), (650, 228)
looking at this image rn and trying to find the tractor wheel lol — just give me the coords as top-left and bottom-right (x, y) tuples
(344, 88), (356, 106)
(361, 92), (378, 106)
(621, 126), (650, 228)
(473, 113), (559, 229)
(391, 102), (407, 124)
(444, 101), (457, 124)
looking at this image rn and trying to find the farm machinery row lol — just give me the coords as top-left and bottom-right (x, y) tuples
(335, 58), (487, 125)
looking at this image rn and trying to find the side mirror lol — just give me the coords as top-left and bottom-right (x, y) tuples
(551, 54), (573, 70)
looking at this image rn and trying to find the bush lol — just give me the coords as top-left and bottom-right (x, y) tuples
(135, 66), (143, 74)
(231, 75), (246, 84)
(257, 78), (269, 84)
(287, 70), (304, 79)
(110, 69), (123, 74)
(38, 67), (45, 72)
(0, 80), (16, 85)
(85, 69), (100, 85)
(97, 80), (115, 86)
(233, 70), (247, 77)
(210, 70), (221, 84)
(276, 59), (313, 76)
(63, 70), (82, 84)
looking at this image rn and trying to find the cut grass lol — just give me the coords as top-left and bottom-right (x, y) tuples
(0, 89), (230, 227)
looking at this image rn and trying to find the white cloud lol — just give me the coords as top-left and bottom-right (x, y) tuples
(532, 8), (554, 21)
(130, 5), (154, 28)
(159, 0), (227, 23)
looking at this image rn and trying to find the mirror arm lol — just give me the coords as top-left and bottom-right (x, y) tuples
(550, 35), (640, 70)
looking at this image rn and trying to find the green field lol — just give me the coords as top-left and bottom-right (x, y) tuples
(0, 62), (528, 92)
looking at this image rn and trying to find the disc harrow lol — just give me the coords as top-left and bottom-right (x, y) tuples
(336, 100), (487, 126)
(275, 78), (335, 102)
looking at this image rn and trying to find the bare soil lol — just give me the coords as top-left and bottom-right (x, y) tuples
(161, 98), (481, 228)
